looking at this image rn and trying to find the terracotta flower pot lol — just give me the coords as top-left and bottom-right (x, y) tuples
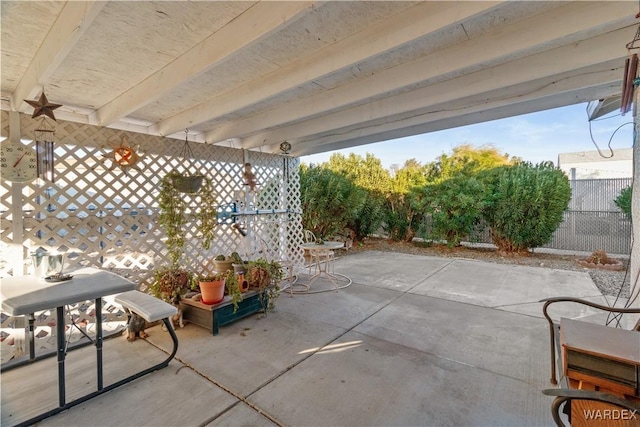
(199, 279), (225, 304)
(237, 273), (249, 293)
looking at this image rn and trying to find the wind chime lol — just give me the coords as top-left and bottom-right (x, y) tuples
(280, 141), (291, 183)
(34, 118), (56, 182)
(24, 91), (61, 182)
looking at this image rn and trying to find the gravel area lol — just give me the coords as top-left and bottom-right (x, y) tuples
(345, 238), (632, 298)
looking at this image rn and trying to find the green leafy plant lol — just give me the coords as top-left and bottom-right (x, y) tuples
(159, 171), (188, 268)
(148, 267), (195, 302)
(194, 271), (225, 282)
(614, 185), (632, 218)
(247, 258), (283, 313)
(481, 161), (571, 254)
(413, 176), (487, 247)
(158, 171), (217, 265)
(385, 159), (427, 242)
(224, 270), (243, 313)
(300, 165), (366, 239)
(326, 153), (390, 241)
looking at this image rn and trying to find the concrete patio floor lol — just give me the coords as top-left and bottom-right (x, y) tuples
(2, 251), (614, 427)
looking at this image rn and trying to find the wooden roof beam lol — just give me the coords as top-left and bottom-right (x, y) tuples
(155, 1), (504, 137)
(12, 1), (106, 111)
(91, 1), (317, 127)
(207, 1), (634, 146)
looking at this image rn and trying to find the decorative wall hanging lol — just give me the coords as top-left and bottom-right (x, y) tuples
(24, 91), (62, 121)
(102, 135), (143, 172)
(243, 162), (257, 191)
(35, 118), (56, 182)
(279, 141), (291, 154)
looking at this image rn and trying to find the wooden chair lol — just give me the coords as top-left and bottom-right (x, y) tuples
(542, 388), (640, 427)
(540, 297), (640, 426)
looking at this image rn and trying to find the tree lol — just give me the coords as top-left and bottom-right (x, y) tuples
(326, 153), (391, 240)
(425, 144), (515, 183)
(299, 165), (366, 239)
(614, 185), (632, 218)
(482, 162), (571, 254)
(412, 176), (487, 247)
(386, 159), (427, 241)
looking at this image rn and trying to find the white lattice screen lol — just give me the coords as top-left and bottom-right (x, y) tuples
(0, 110), (304, 362)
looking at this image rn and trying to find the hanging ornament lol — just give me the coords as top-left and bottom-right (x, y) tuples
(24, 91), (62, 121)
(102, 135), (143, 172)
(35, 117), (56, 182)
(243, 162), (257, 191)
(279, 141), (291, 154)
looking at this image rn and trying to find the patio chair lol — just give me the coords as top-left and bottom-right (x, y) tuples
(542, 388), (640, 427)
(303, 230), (335, 275)
(540, 297), (640, 426)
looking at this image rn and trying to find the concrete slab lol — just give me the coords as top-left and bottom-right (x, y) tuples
(248, 331), (554, 426)
(277, 282), (399, 330)
(353, 292), (551, 385)
(147, 309), (347, 397)
(2, 251), (612, 427)
(411, 259), (603, 308)
(205, 402), (279, 426)
(333, 251), (452, 291)
(3, 337), (236, 427)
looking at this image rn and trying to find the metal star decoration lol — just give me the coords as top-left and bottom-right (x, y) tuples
(24, 91), (62, 121)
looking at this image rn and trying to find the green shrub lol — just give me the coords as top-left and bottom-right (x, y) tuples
(614, 185), (632, 218)
(482, 161), (571, 254)
(299, 165), (366, 238)
(385, 160), (427, 242)
(351, 191), (386, 241)
(413, 176), (487, 247)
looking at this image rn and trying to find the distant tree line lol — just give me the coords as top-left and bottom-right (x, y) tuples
(299, 145), (573, 255)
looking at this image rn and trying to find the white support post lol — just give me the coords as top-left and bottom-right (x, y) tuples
(8, 111), (26, 275)
(630, 87), (640, 309)
(243, 150), (254, 259)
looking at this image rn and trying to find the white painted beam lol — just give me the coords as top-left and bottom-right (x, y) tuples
(206, 1), (635, 145)
(241, 26), (634, 150)
(290, 67), (622, 156)
(154, 0), (504, 137)
(91, 1), (317, 127)
(11, 1), (106, 111)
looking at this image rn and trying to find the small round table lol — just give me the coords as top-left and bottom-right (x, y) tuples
(299, 241), (349, 291)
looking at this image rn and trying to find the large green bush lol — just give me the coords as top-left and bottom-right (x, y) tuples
(614, 185), (632, 218)
(326, 153), (390, 240)
(482, 161), (571, 254)
(385, 160), (427, 242)
(299, 165), (366, 239)
(424, 144), (515, 183)
(413, 176), (487, 247)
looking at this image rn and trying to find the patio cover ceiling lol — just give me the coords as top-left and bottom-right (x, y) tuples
(1, 1), (637, 157)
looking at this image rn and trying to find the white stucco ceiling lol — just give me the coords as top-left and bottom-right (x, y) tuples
(1, 1), (637, 156)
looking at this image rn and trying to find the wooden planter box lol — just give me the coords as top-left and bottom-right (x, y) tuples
(180, 291), (265, 335)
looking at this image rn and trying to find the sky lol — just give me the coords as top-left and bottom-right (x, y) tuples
(300, 102), (634, 170)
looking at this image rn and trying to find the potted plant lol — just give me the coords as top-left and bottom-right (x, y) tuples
(148, 267), (195, 303)
(230, 251), (248, 274)
(213, 254), (234, 273)
(196, 271), (226, 305)
(247, 258), (283, 313)
(151, 171), (218, 302)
